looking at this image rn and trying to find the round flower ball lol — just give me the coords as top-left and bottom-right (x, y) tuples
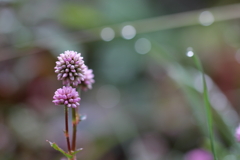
(53, 86), (80, 108)
(55, 50), (86, 86)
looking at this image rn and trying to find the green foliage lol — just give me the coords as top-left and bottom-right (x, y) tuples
(57, 3), (105, 29)
(46, 140), (82, 158)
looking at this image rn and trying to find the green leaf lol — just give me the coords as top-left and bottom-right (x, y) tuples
(46, 140), (73, 158)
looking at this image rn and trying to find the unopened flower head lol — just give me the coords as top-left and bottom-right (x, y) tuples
(184, 149), (213, 160)
(53, 86), (80, 108)
(55, 50), (87, 86)
(235, 124), (240, 142)
(80, 66), (95, 91)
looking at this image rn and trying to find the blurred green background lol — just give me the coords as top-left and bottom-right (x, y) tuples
(1, 0), (240, 160)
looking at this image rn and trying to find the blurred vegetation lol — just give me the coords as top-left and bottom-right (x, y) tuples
(1, 0), (240, 160)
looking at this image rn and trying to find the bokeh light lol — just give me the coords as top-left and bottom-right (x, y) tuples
(199, 11), (215, 26)
(135, 38), (151, 54)
(121, 25), (136, 40)
(100, 27), (115, 41)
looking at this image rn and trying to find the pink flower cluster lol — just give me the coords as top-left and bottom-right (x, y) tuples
(53, 86), (80, 108)
(53, 50), (95, 107)
(184, 149), (213, 160)
(235, 124), (240, 142)
(54, 50), (87, 86)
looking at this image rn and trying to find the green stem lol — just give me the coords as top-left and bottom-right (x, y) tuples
(76, 89), (81, 124)
(64, 106), (71, 153)
(71, 107), (77, 160)
(70, 88), (82, 160)
(193, 55), (218, 160)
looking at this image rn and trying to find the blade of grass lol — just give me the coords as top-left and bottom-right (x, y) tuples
(151, 41), (237, 143)
(167, 62), (236, 147)
(192, 54), (218, 160)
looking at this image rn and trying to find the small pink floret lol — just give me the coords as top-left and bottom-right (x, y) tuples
(79, 66), (95, 91)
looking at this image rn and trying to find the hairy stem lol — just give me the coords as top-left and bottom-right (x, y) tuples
(64, 106), (71, 153)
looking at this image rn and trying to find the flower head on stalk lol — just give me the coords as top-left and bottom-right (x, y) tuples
(53, 86), (80, 108)
(184, 149), (213, 160)
(79, 66), (95, 91)
(55, 50), (87, 86)
(235, 124), (240, 142)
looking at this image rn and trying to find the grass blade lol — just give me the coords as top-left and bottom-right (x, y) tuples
(192, 54), (218, 160)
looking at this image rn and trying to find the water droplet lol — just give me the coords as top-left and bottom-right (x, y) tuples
(121, 25), (136, 40)
(135, 38), (151, 54)
(100, 27), (115, 41)
(199, 11), (214, 26)
(186, 51), (194, 57)
(80, 114), (87, 121)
